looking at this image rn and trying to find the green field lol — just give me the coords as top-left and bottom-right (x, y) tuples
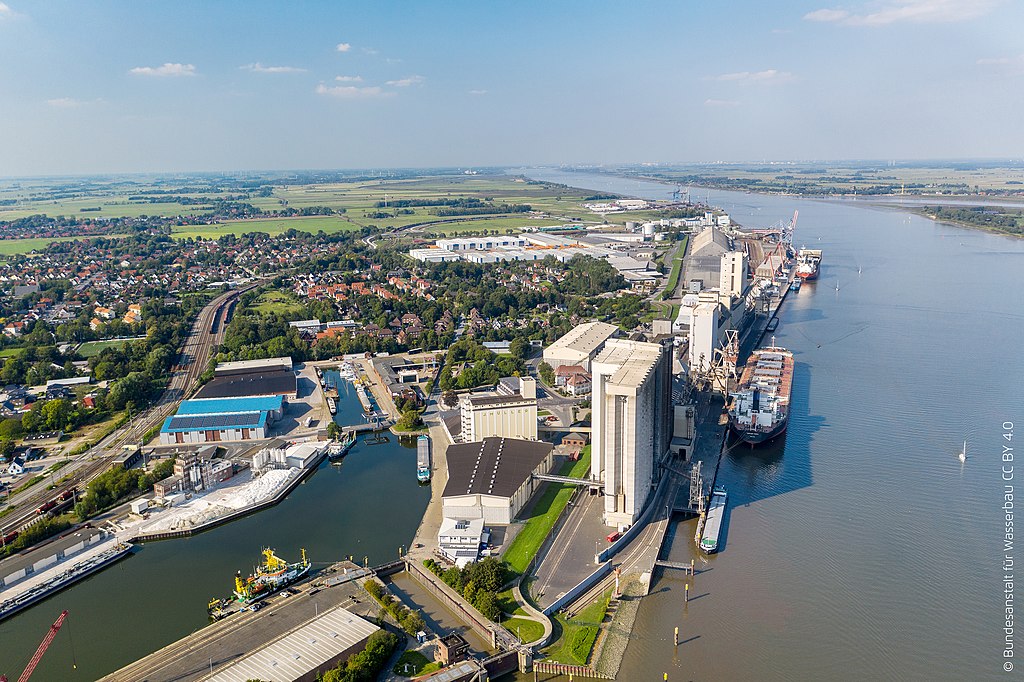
(504, 616), (545, 644)
(545, 591), (612, 665)
(503, 449), (591, 574)
(251, 290), (305, 315)
(661, 235), (688, 299)
(0, 235), (129, 256)
(171, 216), (363, 240)
(78, 338), (145, 357)
(391, 650), (441, 677)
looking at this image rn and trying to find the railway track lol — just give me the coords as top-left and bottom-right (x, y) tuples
(0, 283), (260, 541)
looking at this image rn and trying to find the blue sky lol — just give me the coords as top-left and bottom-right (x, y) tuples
(0, 0), (1021, 175)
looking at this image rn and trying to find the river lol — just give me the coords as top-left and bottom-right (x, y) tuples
(0, 373), (429, 680)
(521, 168), (1024, 681)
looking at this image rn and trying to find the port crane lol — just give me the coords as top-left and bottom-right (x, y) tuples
(1, 610), (73, 682)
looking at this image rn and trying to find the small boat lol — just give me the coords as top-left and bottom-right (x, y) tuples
(790, 279), (801, 291)
(958, 440), (967, 463)
(766, 317), (779, 332)
(327, 397), (337, 415)
(835, 280), (840, 292)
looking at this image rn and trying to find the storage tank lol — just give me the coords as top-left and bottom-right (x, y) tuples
(642, 222), (656, 239)
(625, 221), (637, 232)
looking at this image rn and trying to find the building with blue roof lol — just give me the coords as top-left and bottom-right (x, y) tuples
(159, 396), (283, 445)
(175, 396), (284, 419)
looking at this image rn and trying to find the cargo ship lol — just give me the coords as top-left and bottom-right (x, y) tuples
(795, 248), (822, 280)
(698, 488), (728, 553)
(232, 548), (310, 604)
(417, 434), (431, 482)
(728, 345), (794, 445)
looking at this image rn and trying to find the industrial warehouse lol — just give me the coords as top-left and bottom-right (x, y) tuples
(440, 437), (554, 526)
(160, 358), (297, 444)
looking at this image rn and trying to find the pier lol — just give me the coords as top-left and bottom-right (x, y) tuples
(99, 560), (380, 682)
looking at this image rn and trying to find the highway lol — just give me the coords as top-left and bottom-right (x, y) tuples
(0, 282), (261, 542)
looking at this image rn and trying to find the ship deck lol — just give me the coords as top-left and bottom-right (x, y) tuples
(700, 492), (728, 551)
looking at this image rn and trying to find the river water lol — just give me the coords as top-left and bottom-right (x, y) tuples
(522, 168), (1024, 681)
(0, 374), (429, 680)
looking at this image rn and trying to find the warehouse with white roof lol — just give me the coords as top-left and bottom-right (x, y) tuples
(542, 320), (620, 372)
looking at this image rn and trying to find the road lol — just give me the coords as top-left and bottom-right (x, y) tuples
(0, 282), (262, 541)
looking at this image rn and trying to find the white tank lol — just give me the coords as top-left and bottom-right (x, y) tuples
(642, 222), (656, 238)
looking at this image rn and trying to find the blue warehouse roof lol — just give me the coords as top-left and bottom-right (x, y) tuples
(162, 412), (268, 433)
(175, 395), (283, 416)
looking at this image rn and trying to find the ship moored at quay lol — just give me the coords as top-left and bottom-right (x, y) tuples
(728, 345), (795, 445)
(796, 248), (822, 280)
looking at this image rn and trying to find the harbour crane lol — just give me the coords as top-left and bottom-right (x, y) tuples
(1, 610), (73, 682)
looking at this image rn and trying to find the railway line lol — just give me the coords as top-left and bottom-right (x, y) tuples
(0, 282), (261, 543)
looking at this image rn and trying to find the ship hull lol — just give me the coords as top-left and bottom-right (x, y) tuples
(234, 563), (310, 603)
(729, 415), (788, 445)
(796, 270), (817, 281)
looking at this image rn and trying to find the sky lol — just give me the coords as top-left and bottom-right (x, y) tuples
(0, 0), (1022, 175)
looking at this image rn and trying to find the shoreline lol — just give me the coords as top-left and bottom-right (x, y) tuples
(572, 168), (1024, 239)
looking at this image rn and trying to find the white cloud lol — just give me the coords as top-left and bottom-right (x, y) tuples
(711, 69), (794, 84)
(47, 97), (81, 108)
(241, 63), (306, 74)
(385, 75), (425, 87)
(362, 47), (379, 56)
(804, 1), (997, 26)
(704, 98), (739, 107)
(336, 42), (352, 52)
(977, 54), (1024, 74)
(129, 63), (196, 77)
(315, 83), (389, 99)
(0, 2), (24, 20)
(468, 89), (488, 95)
(804, 8), (851, 22)
(334, 75), (363, 82)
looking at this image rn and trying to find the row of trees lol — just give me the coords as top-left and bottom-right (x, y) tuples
(74, 459), (175, 520)
(320, 630), (399, 682)
(422, 556), (508, 621)
(363, 579), (426, 634)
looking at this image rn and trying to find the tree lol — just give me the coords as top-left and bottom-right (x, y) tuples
(41, 398), (72, 431)
(509, 337), (530, 361)
(0, 417), (25, 441)
(473, 590), (500, 621)
(538, 361), (554, 386)
(441, 390), (457, 408)
(106, 371), (149, 411)
(326, 421), (342, 440)
(396, 409), (424, 432)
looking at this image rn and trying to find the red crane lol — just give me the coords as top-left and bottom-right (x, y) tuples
(0, 610), (70, 682)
